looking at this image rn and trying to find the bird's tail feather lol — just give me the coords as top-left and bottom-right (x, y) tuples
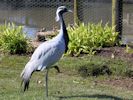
(20, 64), (34, 92)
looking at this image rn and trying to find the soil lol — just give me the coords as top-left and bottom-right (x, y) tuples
(96, 46), (133, 91)
(96, 46), (133, 61)
(99, 77), (133, 91)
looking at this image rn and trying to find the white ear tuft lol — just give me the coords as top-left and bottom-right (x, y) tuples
(55, 12), (60, 22)
(55, 16), (60, 22)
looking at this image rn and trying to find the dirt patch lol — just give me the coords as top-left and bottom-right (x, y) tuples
(96, 46), (133, 90)
(96, 46), (133, 61)
(99, 77), (133, 91)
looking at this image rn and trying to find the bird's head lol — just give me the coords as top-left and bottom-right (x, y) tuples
(56, 6), (72, 22)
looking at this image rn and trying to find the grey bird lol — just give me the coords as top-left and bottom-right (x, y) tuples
(20, 6), (72, 97)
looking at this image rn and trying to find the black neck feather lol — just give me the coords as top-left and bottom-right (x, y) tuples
(60, 14), (69, 53)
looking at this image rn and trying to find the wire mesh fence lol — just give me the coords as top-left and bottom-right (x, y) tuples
(0, 0), (132, 42)
(77, 0), (112, 25)
(0, 0), (73, 28)
(0, 0), (112, 29)
(123, 1), (133, 43)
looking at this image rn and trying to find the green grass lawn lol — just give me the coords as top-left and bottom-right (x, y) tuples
(0, 55), (133, 100)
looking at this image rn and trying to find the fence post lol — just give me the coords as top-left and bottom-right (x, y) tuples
(112, 0), (123, 40)
(112, 0), (117, 29)
(74, 0), (78, 24)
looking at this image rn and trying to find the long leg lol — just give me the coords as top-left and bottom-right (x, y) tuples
(45, 69), (49, 98)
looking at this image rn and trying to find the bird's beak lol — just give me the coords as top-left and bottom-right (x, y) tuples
(68, 9), (73, 13)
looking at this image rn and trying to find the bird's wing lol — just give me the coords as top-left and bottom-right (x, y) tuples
(20, 41), (55, 91)
(21, 41), (63, 91)
(30, 41), (52, 62)
(29, 40), (63, 71)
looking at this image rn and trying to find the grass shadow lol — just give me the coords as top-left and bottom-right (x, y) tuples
(56, 94), (131, 100)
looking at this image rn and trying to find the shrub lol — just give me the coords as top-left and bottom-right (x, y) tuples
(67, 22), (118, 56)
(78, 58), (133, 78)
(125, 69), (133, 77)
(0, 22), (28, 54)
(78, 63), (112, 77)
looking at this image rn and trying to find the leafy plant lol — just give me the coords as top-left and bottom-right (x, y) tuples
(67, 22), (118, 56)
(0, 22), (28, 54)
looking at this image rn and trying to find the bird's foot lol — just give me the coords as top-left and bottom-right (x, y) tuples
(53, 66), (61, 73)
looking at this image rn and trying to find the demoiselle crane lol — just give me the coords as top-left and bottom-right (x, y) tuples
(20, 6), (72, 97)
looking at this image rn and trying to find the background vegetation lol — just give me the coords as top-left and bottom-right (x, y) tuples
(67, 22), (118, 56)
(0, 23), (31, 54)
